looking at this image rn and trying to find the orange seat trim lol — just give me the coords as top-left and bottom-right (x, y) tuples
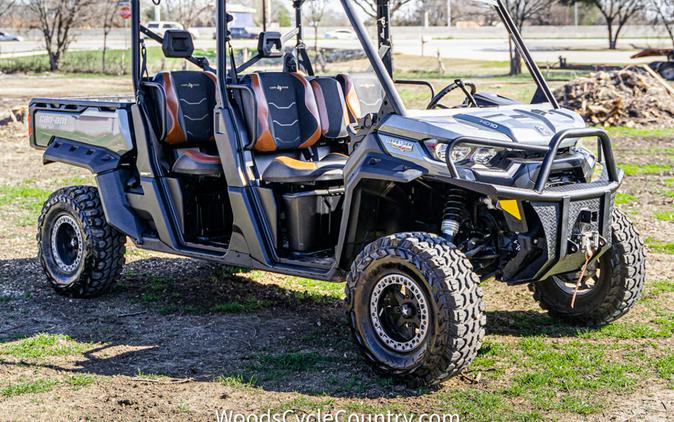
(274, 156), (318, 170)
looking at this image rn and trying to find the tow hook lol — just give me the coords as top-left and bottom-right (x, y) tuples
(570, 232), (600, 309)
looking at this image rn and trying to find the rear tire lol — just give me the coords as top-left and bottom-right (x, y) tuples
(37, 186), (126, 298)
(346, 232), (485, 386)
(531, 209), (646, 326)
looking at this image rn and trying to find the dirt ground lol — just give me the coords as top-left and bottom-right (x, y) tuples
(0, 74), (672, 421)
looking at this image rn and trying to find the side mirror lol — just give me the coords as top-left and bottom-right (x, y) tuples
(162, 30), (194, 58)
(257, 32), (283, 58)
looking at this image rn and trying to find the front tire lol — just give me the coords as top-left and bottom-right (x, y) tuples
(346, 232), (485, 386)
(37, 186), (126, 298)
(531, 209), (646, 326)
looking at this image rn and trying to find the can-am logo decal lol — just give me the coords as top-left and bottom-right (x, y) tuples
(36, 113), (75, 131)
(37, 114), (68, 128)
(387, 138), (415, 153)
(181, 83), (200, 89)
(270, 85), (289, 92)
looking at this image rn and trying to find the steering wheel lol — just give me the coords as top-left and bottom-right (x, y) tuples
(427, 79), (478, 110)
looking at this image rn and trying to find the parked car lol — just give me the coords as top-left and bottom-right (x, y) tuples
(214, 27), (258, 40)
(324, 29), (357, 40)
(0, 31), (22, 42)
(146, 21), (199, 39)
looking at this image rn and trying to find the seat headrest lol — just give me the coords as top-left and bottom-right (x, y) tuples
(162, 30), (194, 58)
(240, 72), (321, 153)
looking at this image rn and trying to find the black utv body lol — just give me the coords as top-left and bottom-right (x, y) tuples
(28, 0), (646, 385)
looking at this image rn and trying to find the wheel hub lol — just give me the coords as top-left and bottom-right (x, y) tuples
(370, 273), (429, 352)
(50, 214), (84, 274)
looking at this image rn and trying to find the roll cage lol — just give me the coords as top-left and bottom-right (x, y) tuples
(127, 0), (559, 116)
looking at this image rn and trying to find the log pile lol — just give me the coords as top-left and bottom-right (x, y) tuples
(555, 68), (674, 128)
(0, 107), (27, 126)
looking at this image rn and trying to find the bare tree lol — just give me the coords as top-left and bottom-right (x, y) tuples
(306, 0), (328, 54)
(27, 0), (94, 71)
(101, 0), (118, 74)
(164, 0), (212, 29)
(503, 0), (555, 75)
(649, 0), (674, 49)
(352, 0), (414, 19)
(0, 0), (16, 19)
(563, 0), (645, 49)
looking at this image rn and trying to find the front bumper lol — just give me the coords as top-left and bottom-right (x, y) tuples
(442, 128), (622, 284)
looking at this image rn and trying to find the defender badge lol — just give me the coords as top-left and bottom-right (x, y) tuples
(388, 138), (415, 153)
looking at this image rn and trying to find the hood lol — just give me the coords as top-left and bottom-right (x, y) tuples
(379, 105), (586, 147)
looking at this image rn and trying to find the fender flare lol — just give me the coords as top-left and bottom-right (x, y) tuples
(43, 138), (144, 243)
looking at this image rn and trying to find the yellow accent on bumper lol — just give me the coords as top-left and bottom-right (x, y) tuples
(499, 199), (522, 221)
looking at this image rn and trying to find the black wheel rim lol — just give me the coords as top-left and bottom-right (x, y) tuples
(552, 259), (603, 297)
(370, 273), (429, 352)
(50, 214), (84, 276)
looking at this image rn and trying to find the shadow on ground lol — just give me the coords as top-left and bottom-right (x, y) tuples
(0, 256), (595, 398)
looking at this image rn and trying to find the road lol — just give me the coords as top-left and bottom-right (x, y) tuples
(0, 26), (670, 65)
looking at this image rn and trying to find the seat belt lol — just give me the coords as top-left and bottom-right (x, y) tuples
(228, 41), (239, 84)
(140, 40), (149, 80)
(296, 44), (315, 77)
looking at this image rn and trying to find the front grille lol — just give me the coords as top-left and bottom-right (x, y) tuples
(531, 196), (605, 259)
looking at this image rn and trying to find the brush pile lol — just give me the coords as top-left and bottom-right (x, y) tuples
(555, 68), (674, 128)
(0, 106), (26, 126)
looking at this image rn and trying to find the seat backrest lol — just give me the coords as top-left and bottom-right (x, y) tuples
(309, 77), (350, 140)
(153, 70), (217, 145)
(240, 72), (321, 153)
(337, 73), (385, 122)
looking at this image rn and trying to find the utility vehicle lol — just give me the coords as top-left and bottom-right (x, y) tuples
(28, 0), (646, 385)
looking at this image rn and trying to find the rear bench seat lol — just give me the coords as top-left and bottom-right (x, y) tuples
(149, 70), (222, 177)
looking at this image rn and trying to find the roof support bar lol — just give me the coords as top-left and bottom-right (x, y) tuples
(376, 0), (393, 76)
(293, 0), (314, 75)
(293, 0), (304, 45)
(216, 0), (228, 103)
(131, 0), (141, 97)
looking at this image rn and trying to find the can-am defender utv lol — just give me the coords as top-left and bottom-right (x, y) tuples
(28, 0), (646, 385)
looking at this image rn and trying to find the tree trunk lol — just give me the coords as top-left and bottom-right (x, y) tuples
(508, 36), (522, 76)
(49, 51), (59, 71)
(613, 21), (627, 51)
(511, 47), (522, 75)
(314, 25), (319, 54)
(607, 19), (616, 50)
(102, 31), (108, 73)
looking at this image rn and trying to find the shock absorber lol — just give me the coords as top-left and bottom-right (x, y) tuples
(441, 188), (466, 244)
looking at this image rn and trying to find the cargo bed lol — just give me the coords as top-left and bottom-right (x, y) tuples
(29, 96), (136, 155)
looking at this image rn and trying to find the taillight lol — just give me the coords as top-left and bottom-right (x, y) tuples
(27, 112), (32, 137)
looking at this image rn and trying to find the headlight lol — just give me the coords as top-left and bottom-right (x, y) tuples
(472, 147), (499, 165)
(424, 139), (449, 162)
(424, 139), (472, 163)
(572, 146), (597, 168)
(573, 145), (603, 182)
(424, 139), (503, 166)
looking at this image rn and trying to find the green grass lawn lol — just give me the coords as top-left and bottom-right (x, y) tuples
(0, 333), (94, 359)
(606, 127), (674, 138)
